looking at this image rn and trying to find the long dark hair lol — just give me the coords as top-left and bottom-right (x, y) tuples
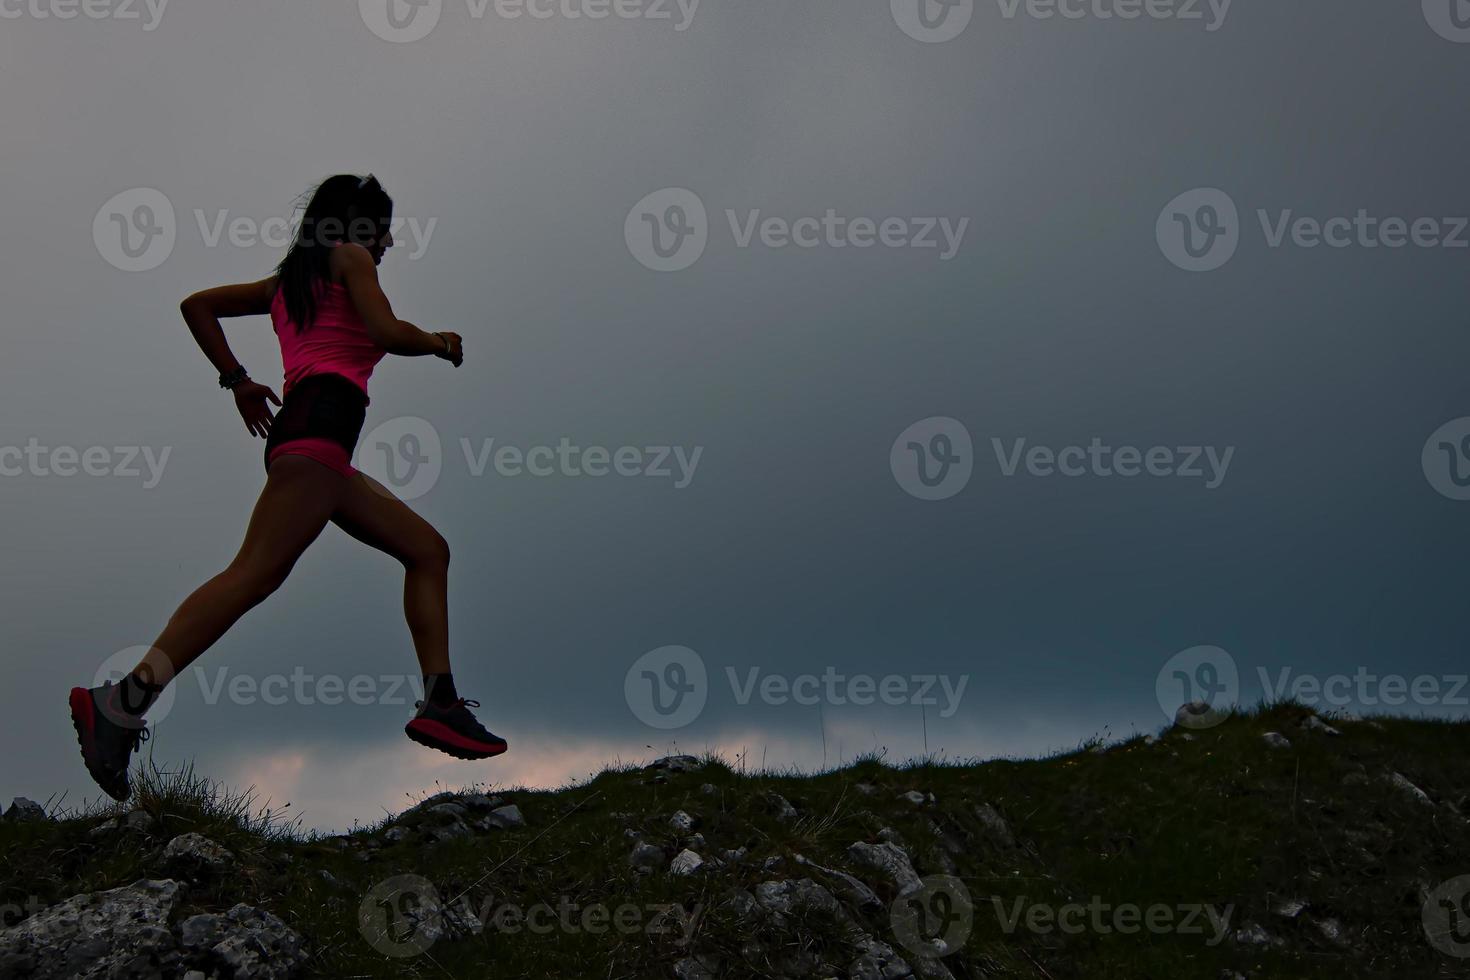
(274, 174), (393, 331)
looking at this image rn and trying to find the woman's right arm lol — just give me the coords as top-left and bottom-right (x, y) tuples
(336, 243), (463, 366)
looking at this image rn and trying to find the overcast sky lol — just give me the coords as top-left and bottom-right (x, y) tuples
(2, 1), (1468, 832)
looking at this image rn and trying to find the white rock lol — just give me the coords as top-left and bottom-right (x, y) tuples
(1261, 732), (1292, 750)
(629, 842), (665, 873)
(646, 755), (703, 773)
(974, 803), (1016, 847)
(847, 841), (922, 896)
(162, 832), (234, 869)
(1386, 772), (1434, 806)
(1175, 700), (1229, 730)
(1301, 715), (1341, 736)
(670, 849), (705, 875)
(484, 804), (525, 829)
(3, 798), (47, 822)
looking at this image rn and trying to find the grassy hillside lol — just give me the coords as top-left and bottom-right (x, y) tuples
(2, 703), (1468, 979)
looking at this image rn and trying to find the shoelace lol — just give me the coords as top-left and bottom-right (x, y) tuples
(129, 727), (150, 753)
(413, 699), (481, 710)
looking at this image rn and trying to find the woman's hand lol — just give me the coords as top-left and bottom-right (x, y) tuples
(435, 332), (464, 368)
(232, 381), (282, 438)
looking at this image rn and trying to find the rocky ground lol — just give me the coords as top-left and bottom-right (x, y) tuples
(2, 704), (1468, 978)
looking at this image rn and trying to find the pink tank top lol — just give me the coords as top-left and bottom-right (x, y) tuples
(270, 274), (386, 398)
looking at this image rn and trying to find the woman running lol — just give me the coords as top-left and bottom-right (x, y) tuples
(69, 174), (507, 802)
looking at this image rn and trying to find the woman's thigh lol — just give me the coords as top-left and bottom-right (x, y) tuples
(330, 471), (449, 567)
(230, 455), (352, 579)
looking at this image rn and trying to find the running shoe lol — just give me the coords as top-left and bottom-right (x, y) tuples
(404, 698), (508, 760)
(69, 683), (150, 802)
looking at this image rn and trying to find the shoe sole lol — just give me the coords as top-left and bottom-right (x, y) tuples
(404, 719), (508, 761)
(68, 688), (131, 802)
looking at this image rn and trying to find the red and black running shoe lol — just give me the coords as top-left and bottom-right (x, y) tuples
(68, 683), (150, 802)
(404, 698), (508, 760)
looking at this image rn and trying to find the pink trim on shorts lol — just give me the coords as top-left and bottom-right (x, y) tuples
(267, 438), (356, 478)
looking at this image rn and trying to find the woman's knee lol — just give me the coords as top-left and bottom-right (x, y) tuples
(406, 530), (451, 571)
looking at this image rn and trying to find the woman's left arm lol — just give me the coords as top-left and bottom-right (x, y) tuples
(179, 276), (282, 438)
